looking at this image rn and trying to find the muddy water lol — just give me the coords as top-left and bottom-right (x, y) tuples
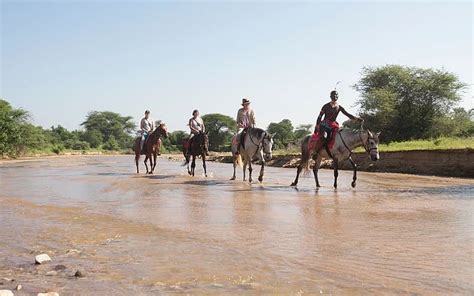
(0, 155), (473, 295)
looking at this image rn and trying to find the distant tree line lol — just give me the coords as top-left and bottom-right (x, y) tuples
(1, 65), (472, 157)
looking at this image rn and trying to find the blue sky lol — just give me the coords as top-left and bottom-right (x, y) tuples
(1, 1), (472, 132)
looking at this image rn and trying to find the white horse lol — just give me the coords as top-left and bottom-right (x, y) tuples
(291, 128), (381, 188)
(231, 128), (274, 183)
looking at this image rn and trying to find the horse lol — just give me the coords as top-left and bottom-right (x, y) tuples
(183, 132), (209, 177)
(231, 128), (274, 183)
(133, 123), (168, 174)
(290, 128), (380, 189)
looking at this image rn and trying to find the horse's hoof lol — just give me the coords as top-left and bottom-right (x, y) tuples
(351, 181), (356, 188)
(290, 182), (297, 187)
(230, 177), (236, 181)
(205, 175), (208, 178)
(258, 177), (263, 182)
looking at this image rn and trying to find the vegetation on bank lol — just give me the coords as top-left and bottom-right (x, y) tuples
(1, 65), (472, 159)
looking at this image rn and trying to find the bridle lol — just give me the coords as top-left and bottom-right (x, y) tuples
(248, 130), (272, 158)
(339, 124), (377, 157)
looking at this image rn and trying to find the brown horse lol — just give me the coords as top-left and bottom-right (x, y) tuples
(134, 123), (168, 174)
(183, 132), (209, 177)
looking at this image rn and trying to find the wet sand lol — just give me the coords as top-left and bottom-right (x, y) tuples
(0, 155), (473, 295)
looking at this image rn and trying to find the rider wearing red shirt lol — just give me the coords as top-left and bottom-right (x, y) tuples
(313, 90), (363, 153)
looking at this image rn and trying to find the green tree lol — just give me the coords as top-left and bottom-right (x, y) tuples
(81, 111), (135, 149)
(354, 65), (467, 142)
(294, 124), (313, 142)
(202, 113), (236, 151)
(103, 135), (120, 151)
(0, 99), (30, 156)
(267, 119), (295, 149)
(81, 129), (103, 148)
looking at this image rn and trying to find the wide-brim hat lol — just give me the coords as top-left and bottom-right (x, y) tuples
(241, 98), (251, 106)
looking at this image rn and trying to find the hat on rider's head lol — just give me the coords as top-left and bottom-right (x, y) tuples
(241, 98), (251, 106)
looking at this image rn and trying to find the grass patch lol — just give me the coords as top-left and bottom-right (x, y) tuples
(273, 137), (473, 155)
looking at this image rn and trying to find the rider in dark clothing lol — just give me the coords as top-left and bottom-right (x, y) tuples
(312, 90), (363, 153)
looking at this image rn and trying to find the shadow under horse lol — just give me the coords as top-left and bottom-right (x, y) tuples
(183, 132), (209, 177)
(134, 123), (168, 174)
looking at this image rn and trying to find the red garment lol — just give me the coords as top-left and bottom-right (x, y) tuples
(308, 120), (339, 151)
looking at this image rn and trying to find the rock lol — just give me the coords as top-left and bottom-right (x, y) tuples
(38, 293), (59, 296)
(65, 249), (80, 255)
(74, 270), (85, 278)
(46, 271), (57, 276)
(0, 290), (14, 296)
(35, 254), (51, 264)
(54, 265), (67, 271)
(15, 285), (21, 291)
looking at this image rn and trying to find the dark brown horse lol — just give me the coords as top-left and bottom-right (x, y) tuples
(134, 123), (168, 174)
(183, 132), (209, 177)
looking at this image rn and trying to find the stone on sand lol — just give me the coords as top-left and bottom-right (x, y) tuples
(35, 254), (51, 264)
(37, 293), (59, 296)
(0, 290), (14, 296)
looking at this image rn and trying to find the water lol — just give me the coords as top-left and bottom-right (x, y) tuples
(0, 155), (473, 295)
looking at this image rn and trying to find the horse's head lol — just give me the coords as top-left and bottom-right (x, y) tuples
(364, 130), (381, 161)
(262, 132), (274, 161)
(157, 123), (169, 138)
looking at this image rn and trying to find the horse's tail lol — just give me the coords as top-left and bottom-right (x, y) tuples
(234, 153), (243, 167)
(301, 135), (312, 174)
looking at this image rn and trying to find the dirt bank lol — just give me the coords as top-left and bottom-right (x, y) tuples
(196, 149), (473, 178)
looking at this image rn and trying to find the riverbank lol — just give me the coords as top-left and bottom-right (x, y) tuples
(2, 148), (473, 178)
(182, 149), (474, 178)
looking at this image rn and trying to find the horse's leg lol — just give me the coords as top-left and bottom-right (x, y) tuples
(202, 154), (207, 177)
(333, 159), (339, 189)
(144, 155), (149, 174)
(291, 153), (309, 186)
(135, 154), (140, 174)
(231, 155), (237, 180)
(148, 154), (153, 174)
(248, 161), (253, 183)
(349, 157), (357, 188)
(152, 152), (157, 174)
(313, 154), (322, 188)
(242, 159), (247, 181)
(191, 155), (196, 177)
(258, 162), (264, 183)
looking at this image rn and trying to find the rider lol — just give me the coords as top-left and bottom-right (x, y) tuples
(139, 110), (155, 152)
(234, 98), (256, 154)
(313, 90), (363, 153)
(185, 109), (207, 156)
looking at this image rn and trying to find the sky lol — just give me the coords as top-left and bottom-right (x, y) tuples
(1, 0), (472, 133)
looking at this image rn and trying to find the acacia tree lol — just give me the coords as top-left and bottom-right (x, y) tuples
(267, 119), (295, 149)
(202, 113), (236, 151)
(81, 111), (135, 149)
(353, 65), (467, 142)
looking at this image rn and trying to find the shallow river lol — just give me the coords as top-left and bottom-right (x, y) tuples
(0, 155), (473, 295)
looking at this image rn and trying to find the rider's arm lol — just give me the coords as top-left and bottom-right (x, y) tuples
(201, 120), (206, 133)
(236, 110), (243, 129)
(315, 109), (325, 133)
(340, 106), (362, 121)
(140, 118), (147, 132)
(250, 110), (256, 128)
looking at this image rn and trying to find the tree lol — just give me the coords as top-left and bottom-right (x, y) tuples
(103, 135), (120, 150)
(294, 124), (313, 142)
(202, 113), (236, 151)
(81, 111), (135, 149)
(354, 65), (467, 142)
(0, 99), (30, 156)
(267, 119), (295, 149)
(81, 129), (103, 148)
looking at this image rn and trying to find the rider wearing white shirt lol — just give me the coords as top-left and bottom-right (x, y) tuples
(139, 110), (155, 151)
